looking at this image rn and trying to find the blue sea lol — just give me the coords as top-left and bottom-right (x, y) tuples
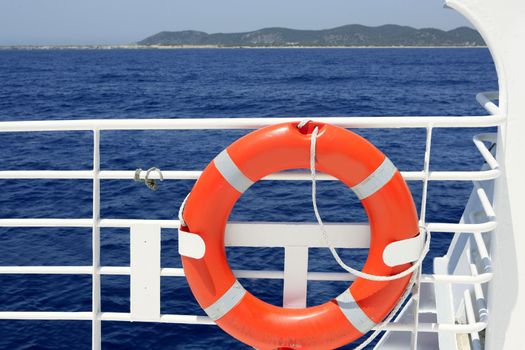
(0, 48), (498, 349)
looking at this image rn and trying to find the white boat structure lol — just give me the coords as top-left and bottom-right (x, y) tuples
(0, 0), (524, 348)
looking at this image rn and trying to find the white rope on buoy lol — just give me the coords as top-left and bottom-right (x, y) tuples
(308, 125), (430, 281)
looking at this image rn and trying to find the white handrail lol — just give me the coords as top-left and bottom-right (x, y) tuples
(0, 311), (487, 334)
(0, 168), (501, 181)
(0, 218), (497, 234)
(0, 265), (491, 284)
(0, 114), (504, 133)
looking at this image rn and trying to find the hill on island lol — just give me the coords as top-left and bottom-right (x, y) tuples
(138, 24), (485, 47)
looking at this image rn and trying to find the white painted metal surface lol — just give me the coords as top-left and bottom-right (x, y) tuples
(383, 232), (425, 267)
(283, 246), (309, 308)
(178, 230), (206, 259)
(0, 114), (505, 132)
(130, 224), (161, 321)
(443, 1), (525, 348)
(433, 256), (458, 350)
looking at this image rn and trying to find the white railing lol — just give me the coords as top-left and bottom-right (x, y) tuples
(0, 91), (501, 350)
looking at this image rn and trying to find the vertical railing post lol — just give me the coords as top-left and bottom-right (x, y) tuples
(92, 129), (102, 350)
(283, 246), (309, 308)
(411, 126), (433, 350)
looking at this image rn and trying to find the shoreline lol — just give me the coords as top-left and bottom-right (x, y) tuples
(0, 44), (488, 50)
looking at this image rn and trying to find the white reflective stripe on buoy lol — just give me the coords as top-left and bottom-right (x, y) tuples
(383, 231), (425, 267)
(351, 157), (397, 200)
(204, 280), (246, 321)
(178, 230), (206, 259)
(214, 149), (254, 193)
(336, 289), (376, 334)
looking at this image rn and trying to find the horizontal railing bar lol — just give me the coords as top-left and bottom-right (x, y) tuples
(0, 219), (94, 227)
(0, 169), (500, 182)
(0, 266), (333, 281)
(0, 311), (486, 333)
(0, 266), (347, 281)
(225, 222), (370, 248)
(427, 221), (496, 234)
(0, 171), (94, 179)
(0, 218), (494, 233)
(0, 219), (497, 236)
(0, 219), (179, 228)
(380, 320), (487, 334)
(0, 220), (371, 248)
(420, 272), (492, 284)
(473, 133), (498, 170)
(476, 91), (500, 116)
(103, 170), (427, 181)
(100, 312), (215, 325)
(426, 169), (500, 181)
(161, 268), (355, 282)
(0, 170), (418, 181)
(0, 266), (491, 284)
(0, 266), (93, 274)
(100, 219), (180, 229)
(100, 266), (130, 275)
(0, 312), (93, 321)
(0, 115), (505, 133)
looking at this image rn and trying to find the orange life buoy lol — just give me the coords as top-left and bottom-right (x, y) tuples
(179, 121), (419, 349)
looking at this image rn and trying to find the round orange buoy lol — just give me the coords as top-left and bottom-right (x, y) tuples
(179, 122), (419, 349)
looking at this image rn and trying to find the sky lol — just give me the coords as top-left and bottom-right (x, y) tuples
(0, 0), (471, 45)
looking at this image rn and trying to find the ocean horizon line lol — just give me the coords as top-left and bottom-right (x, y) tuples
(0, 44), (488, 50)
